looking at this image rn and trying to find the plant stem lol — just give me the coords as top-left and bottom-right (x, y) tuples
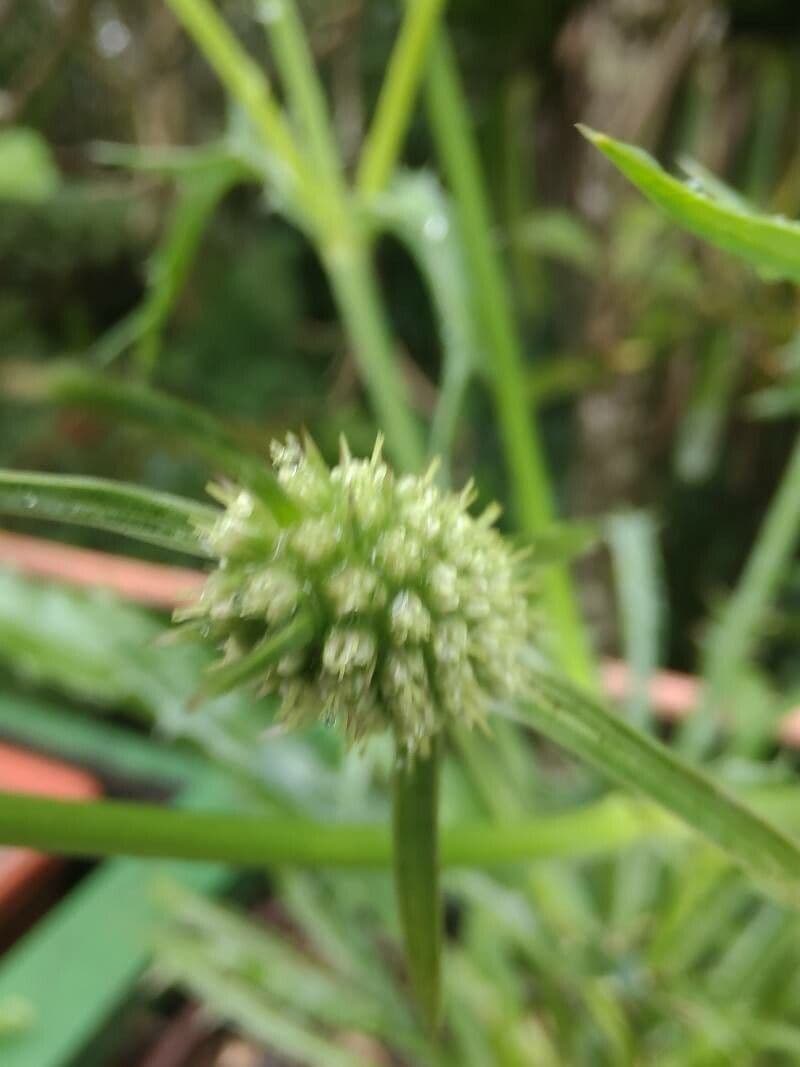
(357, 0), (449, 196)
(259, 0), (425, 472)
(261, 0), (346, 193)
(392, 741), (441, 1032)
(423, 34), (594, 686)
(0, 789), (669, 867)
(323, 239), (425, 472)
(165, 0), (316, 213)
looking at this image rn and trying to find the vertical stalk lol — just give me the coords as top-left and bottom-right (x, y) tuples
(357, 0), (450, 196)
(424, 33), (595, 686)
(265, 0), (425, 473)
(165, 0), (314, 206)
(392, 739), (441, 1033)
(322, 238), (425, 473)
(260, 0), (346, 193)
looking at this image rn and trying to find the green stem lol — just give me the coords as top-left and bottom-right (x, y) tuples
(262, 0), (346, 193)
(257, 0), (425, 472)
(323, 238), (425, 472)
(357, 0), (449, 196)
(2, 786), (800, 872)
(165, 0), (317, 213)
(392, 741), (442, 1032)
(424, 34), (594, 686)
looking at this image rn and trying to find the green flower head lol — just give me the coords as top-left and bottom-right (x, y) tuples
(181, 435), (534, 756)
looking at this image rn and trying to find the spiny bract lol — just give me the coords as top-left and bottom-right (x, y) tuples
(180, 435), (534, 755)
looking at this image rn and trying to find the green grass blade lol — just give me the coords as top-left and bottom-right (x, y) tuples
(392, 742), (442, 1032)
(425, 34), (594, 687)
(4, 778), (800, 873)
(259, 0), (344, 192)
(21, 365), (298, 522)
(357, 0), (449, 196)
(155, 935), (362, 1067)
(580, 125), (800, 282)
(605, 509), (664, 729)
(0, 470), (216, 557)
(197, 612), (315, 700)
(510, 669), (800, 904)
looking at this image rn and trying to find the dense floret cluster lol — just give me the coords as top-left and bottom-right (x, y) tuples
(181, 435), (533, 755)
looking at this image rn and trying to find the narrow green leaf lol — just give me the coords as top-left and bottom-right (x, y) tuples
(0, 470), (216, 557)
(510, 669), (800, 904)
(357, 0), (448, 196)
(580, 124), (800, 282)
(18, 365), (298, 523)
(135, 166), (243, 374)
(392, 741), (442, 1032)
(92, 140), (254, 178)
(198, 611), (316, 701)
(2, 779), (800, 872)
(155, 935), (362, 1067)
(426, 33), (594, 686)
(605, 510), (663, 727)
(686, 432), (800, 755)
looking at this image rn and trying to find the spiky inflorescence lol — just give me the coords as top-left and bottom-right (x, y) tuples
(180, 435), (534, 756)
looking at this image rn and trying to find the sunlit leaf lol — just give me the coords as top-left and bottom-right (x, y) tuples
(580, 125), (800, 283)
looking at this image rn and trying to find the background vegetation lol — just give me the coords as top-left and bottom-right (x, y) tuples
(4, 0), (800, 1063)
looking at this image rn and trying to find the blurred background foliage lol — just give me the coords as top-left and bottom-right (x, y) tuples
(4, 1), (800, 1064)
(3, 0), (800, 675)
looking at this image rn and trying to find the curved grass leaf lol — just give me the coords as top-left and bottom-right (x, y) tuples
(19, 365), (298, 523)
(0, 470), (216, 557)
(510, 669), (800, 905)
(580, 125), (800, 282)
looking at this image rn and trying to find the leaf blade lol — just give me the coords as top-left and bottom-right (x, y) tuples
(511, 669), (800, 903)
(580, 124), (800, 282)
(0, 470), (216, 557)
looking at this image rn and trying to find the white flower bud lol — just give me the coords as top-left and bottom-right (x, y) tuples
(389, 590), (431, 644)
